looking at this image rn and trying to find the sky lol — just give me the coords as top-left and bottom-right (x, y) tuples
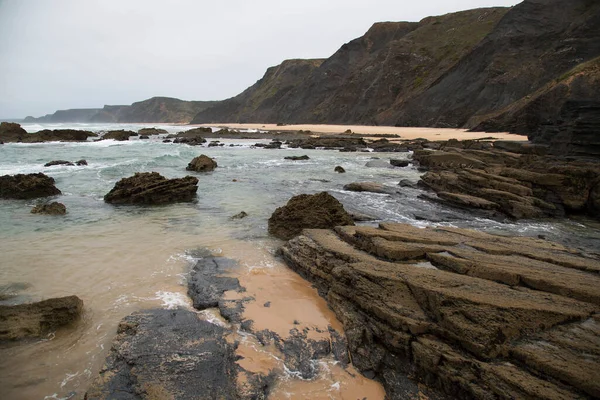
(0, 0), (520, 118)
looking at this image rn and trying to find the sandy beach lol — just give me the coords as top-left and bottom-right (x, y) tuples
(195, 123), (529, 141)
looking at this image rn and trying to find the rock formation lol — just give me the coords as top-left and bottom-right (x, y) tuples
(0, 122), (27, 142)
(0, 296), (83, 340)
(186, 155), (217, 172)
(0, 173), (62, 199)
(268, 192), (355, 240)
(284, 155), (309, 161)
(280, 223), (600, 399)
(44, 160), (74, 167)
(102, 130), (137, 141)
(138, 127), (168, 135)
(30, 202), (66, 215)
(103, 172), (198, 205)
(0, 124), (97, 143)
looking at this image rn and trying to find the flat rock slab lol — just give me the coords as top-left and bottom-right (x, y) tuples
(280, 222), (600, 399)
(104, 172), (198, 205)
(85, 309), (271, 400)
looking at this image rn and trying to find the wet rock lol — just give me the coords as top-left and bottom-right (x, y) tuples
(138, 127), (168, 135)
(334, 166), (345, 173)
(284, 155), (309, 161)
(85, 309), (272, 400)
(186, 154), (217, 172)
(343, 182), (388, 194)
(369, 138), (411, 152)
(349, 211), (378, 222)
(287, 136), (367, 150)
(268, 192), (355, 240)
(365, 159), (394, 168)
(162, 139), (172, 143)
(0, 282), (31, 303)
(102, 130), (137, 141)
(208, 140), (220, 147)
(390, 159), (409, 167)
(280, 223), (600, 399)
(0, 173), (61, 199)
(264, 140), (282, 149)
(230, 211), (248, 220)
(398, 179), (418, 188)
(30, 202), (66, 215)
(173, 129), (209, 145)
(103, 172), (198, 205)
(0, 122), (27, 142)
(76, 159), (87, 166)
(139, 135), (149, 139)
(44, 160), (74, 167)
(0, 295), (83, 340)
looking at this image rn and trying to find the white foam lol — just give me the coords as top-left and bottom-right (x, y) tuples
(154, 290), (190, 309)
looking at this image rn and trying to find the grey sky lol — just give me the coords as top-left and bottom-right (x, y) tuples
(0, 0), (520, 118)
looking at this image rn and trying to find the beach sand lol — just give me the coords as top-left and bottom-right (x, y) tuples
(195, 123), (529, 141)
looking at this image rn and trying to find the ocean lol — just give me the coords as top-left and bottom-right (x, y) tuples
(1, 123), (598, 399)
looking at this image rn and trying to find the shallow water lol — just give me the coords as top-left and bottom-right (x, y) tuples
(1, 124), (598, 399)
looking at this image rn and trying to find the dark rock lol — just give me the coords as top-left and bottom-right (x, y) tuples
(284, 155), (309, 161)
(137, 127), (168, 135)
(263, 301), (271, 308)
(264, 140), (282, 149)
(76, 159), (87, 166)
(343, 182), (388, 194)
(0, 295), (83, 340)
(208, 140), (220, 147)
(173, 130), (208, 146)
(103, 172), (198, 205)
(230, 211), (248, 220)
(44, 160), (74, 167)
(162, 139), (172, 143)
(287, 137), (367, 150)
(186, 155), (217, 172)
(102, 130), (137, 141)
(30, 202), (66, 215)
(268, 192), (355, 240)
(139, 135), (149, 139)
(1, 127), (97, 143)
(0, 173), (61, 199)
(280, 224), (600, 399)
(0, 122), (27, 142)
(390, 159), (410, 167)
(365, 159), (394, 168)
(334, 166), (345, 173)
(398, 179), (418, 188)
(85, 309), (272, 400)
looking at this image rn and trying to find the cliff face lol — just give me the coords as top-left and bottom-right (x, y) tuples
(24, 97), (218, 124)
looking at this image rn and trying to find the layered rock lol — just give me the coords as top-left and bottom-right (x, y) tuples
(0, 296), (83, 340)
(186, 155), (217, 172)
(0, 173), (61, 199)
(268, 192), (355, 240)
(103, 172), (198, 205)
(280, 223), (600, 399)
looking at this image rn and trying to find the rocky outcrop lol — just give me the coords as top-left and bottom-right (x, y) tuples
(186, 155), (217, 172)
(31, 202), (66, 215)
(85, 309), (272, 400)
(0, 296), (83, 340)
(137, 127), (168, 135)
(0, 173), (61, 199)
(172, 128), (210, 145)
(280, 223), (600, 399)
(0, 122), (27, 142)
(102, 130), (137, 141)
(103, 172), (198, 205)
(0, 125), (97, 143)
(287, 136), (367, 150)
(268, 192), (355, 240)
(44, 160), (74, 167)
(343, 182), (389, 194)
(413, 145), (600, 219)
(284, 155), (309, 161)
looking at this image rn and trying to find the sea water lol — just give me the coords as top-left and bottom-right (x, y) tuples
(0, 123), (598, 399)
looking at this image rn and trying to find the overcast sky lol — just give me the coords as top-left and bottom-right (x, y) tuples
(0, 0), (520, 118)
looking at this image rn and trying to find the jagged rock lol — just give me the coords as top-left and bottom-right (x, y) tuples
(186, 155), (217, 172)
(44, 160), (74, 167)
(268, 192), (355, 240)
(30, 202), (66, 215)
(102, 130), (137, 141)
(284, 155), (309, 161)
(103, 172), (198, 205)
(0, 296), (83, 340)
(85, 309), (272, 400)
(280, 223), (600, 399)
(0, 173), (61, 199)
(76, 159), (87, 166)
(138, 127), (168, 135)
(230, 211), (248, 220)
(343, 182), (388, 194)
(334, 166), (346, 173)
(0, 122), (27, 142)
(390, 159), (409, 167)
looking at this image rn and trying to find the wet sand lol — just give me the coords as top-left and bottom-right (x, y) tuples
(196, 123), (529, 141)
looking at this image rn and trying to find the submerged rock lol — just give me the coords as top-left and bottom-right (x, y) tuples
(186, 154), (217, 172)
(138, 127), (168, 135)
(390, 159), (409, 167)
(85, 309), (272, 400)
(230, 211), (248, 220)
(102, 130), (137, 141)
(76, 159), (88, 166)
(343, 181), (389, 194)
(30, 202), (66, 215)
(44, 160), (74, 167)
(280, 223), (600, 399)
(334, 166), (345, 173)
(284, 155), (309, 161)
(268, 192), (354, 240)
(0, 173), (61, 199)
(173, 129), (209, 145)
(0, 295), (83, 340)
(104, 172), (198, 205)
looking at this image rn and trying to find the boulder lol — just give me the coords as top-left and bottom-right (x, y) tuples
(76, 159), (88, 166)
(390, 159), (409, 167)
(44, 160), (74, 167)
(31, 202), (66, 215)
(208, 140), (220, 147)
(139, 135), (149, 139)
(365, 159), (394, 168)
(0, 173), (61, 199)
(0, 122), (27, 142)
(0, 295), (83, 340)
(280, 223), (600, 399)
(173, 128), (210, 146)
(102, 130), (137, 141)
(104, 172), (198, 205)
(334, 166), (346, 173)
(186, 155), (217, 172)
(284, 155), (309, 161)
(268, 192), (355, 240)
(137, 127), (168, 135)
(343, 182), (388, 194)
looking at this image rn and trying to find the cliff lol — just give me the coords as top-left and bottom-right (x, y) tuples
(24, 97), (218, 124)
